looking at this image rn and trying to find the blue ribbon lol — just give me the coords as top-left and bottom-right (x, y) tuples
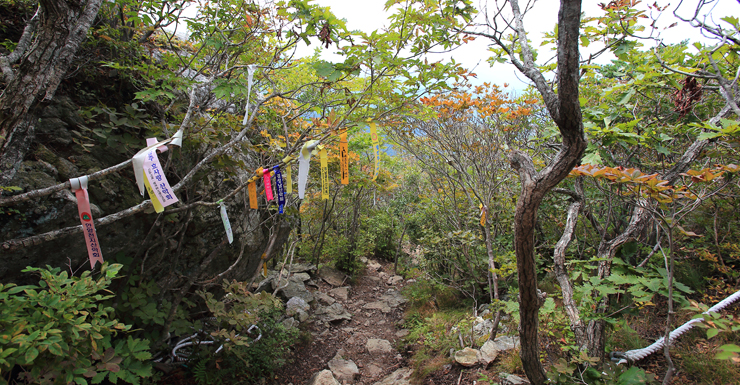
(274, 165), (286, 214)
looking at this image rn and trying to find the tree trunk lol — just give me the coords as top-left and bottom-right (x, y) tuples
(507, 1), (586, 383)
(0, 0), (103, 186)
(552, 182), (588, 351)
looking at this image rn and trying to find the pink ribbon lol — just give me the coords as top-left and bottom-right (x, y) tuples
(263, 168), (274, 201)
(70, 177), (104, 268)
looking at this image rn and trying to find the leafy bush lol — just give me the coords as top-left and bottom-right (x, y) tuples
(192, 281), (298, 382)
(0, 263), (151, 384)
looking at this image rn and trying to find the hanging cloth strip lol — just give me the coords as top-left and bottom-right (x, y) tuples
(248, 177), (258, 209)
(369, 122), (380, 181)
(242, 65), (256, 126)
(283, 156), (293, 194)
(70, 176), (104, 268)
(218, 200), (233, 244)
(132, 131), (183, 212)
(263, 168), (274, 201)
(274, 165), (286, 213)
(298, 140), (319, 199)
(319, 145), (328, 200)
(340, 129), (349, 185)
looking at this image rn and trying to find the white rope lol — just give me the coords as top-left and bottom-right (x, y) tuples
(613, 289), (740, 364)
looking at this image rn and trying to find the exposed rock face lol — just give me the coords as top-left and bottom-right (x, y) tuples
(0, 95), (293, 299)
(307, 369), (340, 385)
(454, 347), (481, 367)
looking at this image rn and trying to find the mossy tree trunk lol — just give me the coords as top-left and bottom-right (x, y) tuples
(0, 0), (103, 186)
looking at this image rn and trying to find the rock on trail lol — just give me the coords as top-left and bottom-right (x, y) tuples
(274, 259), (414, 385)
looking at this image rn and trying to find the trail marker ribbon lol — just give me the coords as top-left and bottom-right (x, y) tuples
(283, 156), (293, 194)
(369, 122), (380, 181)
(218, 200), (233, 244)
(70, 176), (104, 268)
(248, 178), (258, 209)
(263, 168), (274, 201)
(340, 129), (349, 184)
(274, 165), (286, 213)
(132, 132), (183, 212)
(298, 140), (319, 199)
(242, 65), (256, 126)
(319, 145), (328, 200)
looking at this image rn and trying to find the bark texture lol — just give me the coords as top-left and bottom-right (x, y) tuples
(507, 1), (586, 384)
(0, 0), (103, 186)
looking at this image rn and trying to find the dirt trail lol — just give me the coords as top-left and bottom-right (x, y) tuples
(274, 259), (412, 385)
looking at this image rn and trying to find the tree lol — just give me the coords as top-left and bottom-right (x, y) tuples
(0, 0), (105, 186)
(461, 1), (587, 382)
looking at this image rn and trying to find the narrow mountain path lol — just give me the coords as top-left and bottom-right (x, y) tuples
(274, 258), (414, 385)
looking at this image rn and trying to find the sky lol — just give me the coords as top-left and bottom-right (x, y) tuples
(294, 0), (739, 92)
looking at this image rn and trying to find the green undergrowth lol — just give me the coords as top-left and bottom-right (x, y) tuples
(400, 278), (475, 380)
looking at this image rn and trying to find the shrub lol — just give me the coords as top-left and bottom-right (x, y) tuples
(0, 263), (151, 384)
(192, 281), (298, 382)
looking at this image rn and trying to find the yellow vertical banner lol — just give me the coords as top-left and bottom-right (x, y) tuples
(480, 204), (486, 227)
(319, 146), (329, 200)
(248, 180), (258, 209)
(340, 129), (349, 185)
(144, 174), (164, 213)
(369, 122), (380, 181)
(285, 162), (292, 194)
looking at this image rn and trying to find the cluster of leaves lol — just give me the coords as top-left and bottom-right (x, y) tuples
(0, 263), (151, 385)
(190, 280), (298, 382)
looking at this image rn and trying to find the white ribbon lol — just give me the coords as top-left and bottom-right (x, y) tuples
(132, 129), (183, 197)
(242, 65), (256, 126)
(297, 140), (319, 199)
(219, 201), (233, 244)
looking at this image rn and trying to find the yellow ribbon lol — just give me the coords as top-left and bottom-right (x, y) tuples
(283, 156), (293, 194)
(319, 145), (329, 200)
(248, 179), (258, 209)
(340, 129), (349, 185)
(369, 122), (380, 181)
(144, 174), (164, 213)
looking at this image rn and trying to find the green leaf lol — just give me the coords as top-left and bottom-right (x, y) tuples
(718, 344), (740, 353)
(581, 151), (602, 165)
(24, 347), (39, 363)
(312, 61), (335, 77)
(707, 328), (719, 339)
